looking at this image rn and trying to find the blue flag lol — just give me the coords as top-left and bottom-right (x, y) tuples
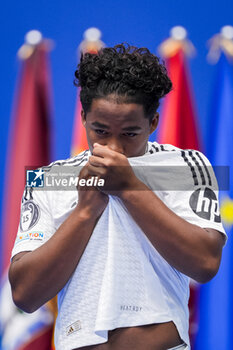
(196, 54), (233, 349)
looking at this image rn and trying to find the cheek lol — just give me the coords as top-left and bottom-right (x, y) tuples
(86, 129), (96, 141)
(126, 136), (148, 156)
(84, 129), (96, 152)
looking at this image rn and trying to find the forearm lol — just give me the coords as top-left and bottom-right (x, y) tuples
(118, 183), (223, 283)
(9, 206), (98, 313)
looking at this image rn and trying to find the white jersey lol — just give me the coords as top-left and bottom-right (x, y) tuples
(11, 142), (227, 350)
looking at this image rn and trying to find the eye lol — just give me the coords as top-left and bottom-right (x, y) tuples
(123, 132), (137, 137)
(95, 129), (109, 135)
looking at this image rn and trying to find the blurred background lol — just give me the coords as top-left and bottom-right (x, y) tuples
(0, 0), (233, 349)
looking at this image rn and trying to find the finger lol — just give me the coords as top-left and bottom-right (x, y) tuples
(93, 142), (106, 148)
(86, 163), (106, 177)
(79, 166), (89, 179)
(92, 145), (116, 158)
(79, 161), (94, 177)
(89, 155), (107, 167)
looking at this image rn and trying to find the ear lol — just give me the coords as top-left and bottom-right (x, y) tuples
(81, 109), (86, 126)
(150, 112), (159, 134)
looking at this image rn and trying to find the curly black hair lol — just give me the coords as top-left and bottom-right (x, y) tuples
(74, 43), (172, 122)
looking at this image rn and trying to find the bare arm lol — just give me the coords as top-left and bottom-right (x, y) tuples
(118, 184), (225, 283)
(88, 144), (225, 283)
(9, 165), (108, 313)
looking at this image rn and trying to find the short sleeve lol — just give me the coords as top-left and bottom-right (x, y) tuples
(165, 151), (227, 243)
(11, 186), (56, 259)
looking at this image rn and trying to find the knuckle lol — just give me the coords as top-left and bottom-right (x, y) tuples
(105, 159), (112, 167)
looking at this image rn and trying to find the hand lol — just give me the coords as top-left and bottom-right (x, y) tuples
(76, 162), (109, 218)
(87, 143), (140, 195)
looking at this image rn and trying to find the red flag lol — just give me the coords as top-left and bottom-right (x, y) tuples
(18, 327), (54, 350)
(158, 36), (201, 348)
(2, 41), (52, 272)
(71, 92), (89, 156)
(158, 49), (200, 150)
(0, 39), (54, 350)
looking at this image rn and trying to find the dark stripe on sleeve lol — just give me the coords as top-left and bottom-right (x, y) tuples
(42, 150), (89, 169)
(195, 152), (212, 186)
(160, 144), (177, 152)
(23, 186), (34, 201)
(66, 150), (89, 164)
(188, 151), (206, 185)
(52, 161), (66, 166)
(73, 157), (89, 167)
(152, 144), (160, 153)
(160, 145), (166, 151)
(181, 150), (198, 186)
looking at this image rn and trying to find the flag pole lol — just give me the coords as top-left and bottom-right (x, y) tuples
(206, 25), (233, 64)
(158, 25), (196, 59)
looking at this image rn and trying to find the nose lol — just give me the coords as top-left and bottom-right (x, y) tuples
(105, 138), (124, 154)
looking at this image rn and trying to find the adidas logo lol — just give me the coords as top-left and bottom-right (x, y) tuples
(66, 320), (81, 336)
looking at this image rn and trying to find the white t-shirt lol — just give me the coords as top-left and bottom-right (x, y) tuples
(11, 142), (227, 350)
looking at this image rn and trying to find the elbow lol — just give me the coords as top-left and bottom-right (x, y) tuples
(11, 288), (37, 313)
(9, 268), (38, 313)
(194, 256), (221, 284)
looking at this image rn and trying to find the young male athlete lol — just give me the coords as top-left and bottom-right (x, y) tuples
(9, 44), (226, 350)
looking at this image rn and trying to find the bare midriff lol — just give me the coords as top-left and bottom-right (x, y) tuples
(75, 321), (183, 350)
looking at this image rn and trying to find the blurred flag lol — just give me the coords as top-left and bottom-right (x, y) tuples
(196, 31), (233, 349)
(0, 31), (54, 350)
(0, 276), (54, 350)
(71, 28), (105, 155)
(157, 26), (200, 150)
(157, 26), (201, 348)
(71, 96), (89, 156)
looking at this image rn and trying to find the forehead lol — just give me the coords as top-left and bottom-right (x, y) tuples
(87, 98), (147, 126)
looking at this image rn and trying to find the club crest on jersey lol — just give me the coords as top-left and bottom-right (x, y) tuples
(26, 169), (44, 187)
(189, 187), (221, 223)
(20, 201), (40, 232)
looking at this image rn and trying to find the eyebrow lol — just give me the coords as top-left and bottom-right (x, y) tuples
(121, 126), (142, 131)
(91, 122), (110, 129)
(91, 122), (142, 131)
